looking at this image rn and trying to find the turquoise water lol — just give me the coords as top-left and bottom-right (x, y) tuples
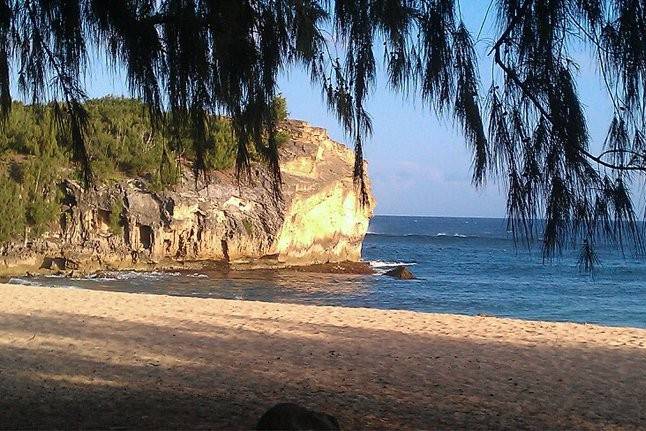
(7, 216), (646, 328)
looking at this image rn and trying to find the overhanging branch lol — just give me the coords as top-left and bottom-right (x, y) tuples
(490, 0), (646, 174)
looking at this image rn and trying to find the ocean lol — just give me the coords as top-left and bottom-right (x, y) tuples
(7, 215), (646, 328)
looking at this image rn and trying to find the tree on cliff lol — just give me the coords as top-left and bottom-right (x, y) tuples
(1, 0), (645, 265)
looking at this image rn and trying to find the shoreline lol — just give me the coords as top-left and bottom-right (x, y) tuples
(0, 282), (646, 332)
(1, 283), (644, 429)
(3, 277), (644, 331)
(0, 259), (376, 279)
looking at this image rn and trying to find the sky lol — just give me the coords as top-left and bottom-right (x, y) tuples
(25, 1), (621, 218)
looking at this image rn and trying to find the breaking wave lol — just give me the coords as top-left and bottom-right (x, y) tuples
(369, 260), (417, 268)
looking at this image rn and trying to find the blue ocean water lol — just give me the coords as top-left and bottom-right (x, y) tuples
(363, 216), (646, 328)
(7, 215), (646, 328)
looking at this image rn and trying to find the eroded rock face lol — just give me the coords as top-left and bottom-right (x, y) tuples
(0, 121), (375, 275)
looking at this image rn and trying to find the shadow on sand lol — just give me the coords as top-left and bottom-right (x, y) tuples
(0, 306), (644, 430)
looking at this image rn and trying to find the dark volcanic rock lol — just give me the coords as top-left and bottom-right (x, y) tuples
(384, 265), (415, 280)
(256, 403), (340, 430)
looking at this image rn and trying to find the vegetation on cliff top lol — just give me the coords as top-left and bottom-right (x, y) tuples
(0, 96), (288, 243)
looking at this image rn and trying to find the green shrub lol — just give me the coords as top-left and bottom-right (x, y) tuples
(205, 118), (238, 171)
(242, 218), (253, 236)
(108, 198), (124, 234)
(25, 197), (59, 237)
(0, 147), (64, 241)
(272, 95), (289, 123)
(2, 96), (290, 187)
(0, 174), (25, 243)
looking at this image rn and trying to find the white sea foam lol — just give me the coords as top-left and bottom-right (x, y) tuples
(86, 271), (182, 281)
(85, 276), (118, 282)
(435, 232), (471, 238)
(5, 278), (83, 290)
(369, 260), (417, 268)
(6, 278), (41, 286)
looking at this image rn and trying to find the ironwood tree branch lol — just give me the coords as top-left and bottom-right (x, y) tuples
(490, 0), (646, 174)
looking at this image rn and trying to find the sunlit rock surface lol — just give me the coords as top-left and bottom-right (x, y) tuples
(0, 120), (374, 275)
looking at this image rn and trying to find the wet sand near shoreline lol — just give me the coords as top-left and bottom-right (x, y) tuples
(0, 283), (644, 430)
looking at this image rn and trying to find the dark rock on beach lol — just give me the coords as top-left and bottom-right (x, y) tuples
(256, 403), (340, 430)
(384, 265), (415, 280)
(288, 261), (375, 274)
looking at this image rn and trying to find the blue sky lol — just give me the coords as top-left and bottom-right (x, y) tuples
(24, 1), (623, 218)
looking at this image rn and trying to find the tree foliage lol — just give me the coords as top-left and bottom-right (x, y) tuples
(1, 1), (646, 265)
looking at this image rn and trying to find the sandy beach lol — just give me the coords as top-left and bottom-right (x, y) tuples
(0, 283), (644, 430)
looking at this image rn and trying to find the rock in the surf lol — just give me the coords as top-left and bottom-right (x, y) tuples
(256, 403), (340, 430)
(384, 265), (415, 280)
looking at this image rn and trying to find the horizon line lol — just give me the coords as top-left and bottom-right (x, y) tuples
(374, 213), (506, 219)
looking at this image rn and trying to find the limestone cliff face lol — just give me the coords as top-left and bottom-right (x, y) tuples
(0, 120), (374, 275)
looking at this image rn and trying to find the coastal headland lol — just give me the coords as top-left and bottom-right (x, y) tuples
(0, 115), (374, 277)
(0, 284), (644, 430)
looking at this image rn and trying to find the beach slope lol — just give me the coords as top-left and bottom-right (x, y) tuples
(0, 284), (644, 430)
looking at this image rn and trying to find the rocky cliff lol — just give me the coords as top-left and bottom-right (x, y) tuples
(0, 121), (374, 276)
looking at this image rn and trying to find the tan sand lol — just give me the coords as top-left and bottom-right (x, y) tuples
(0, 283), (644, 430)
